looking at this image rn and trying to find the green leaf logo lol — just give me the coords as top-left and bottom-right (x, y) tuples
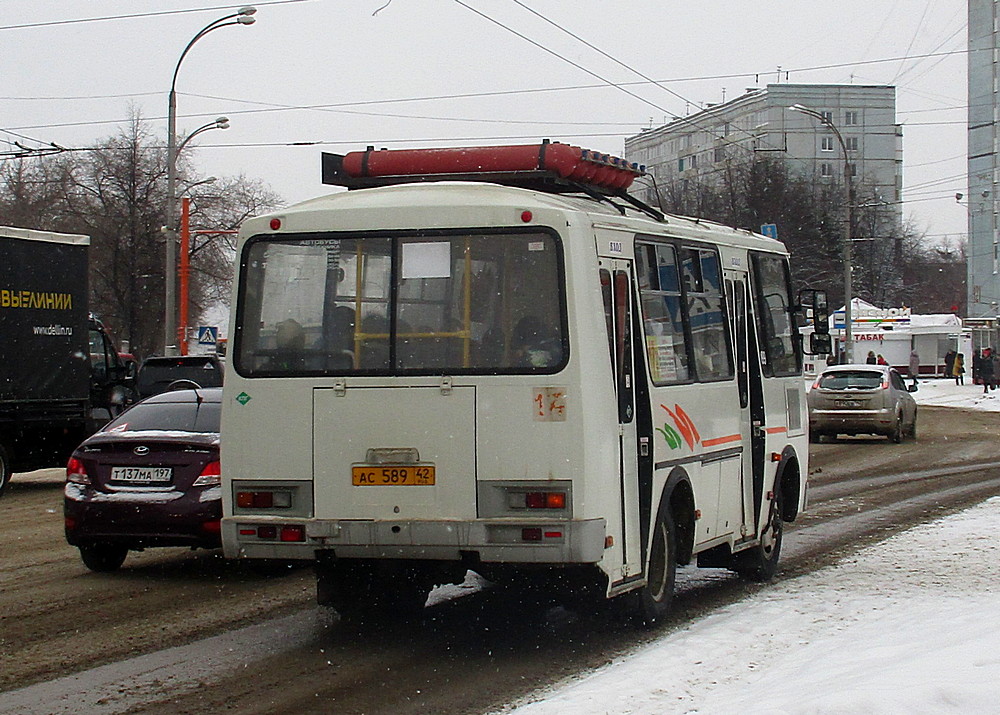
(236, 392), (251, 406)
(656, 423), (682, 450)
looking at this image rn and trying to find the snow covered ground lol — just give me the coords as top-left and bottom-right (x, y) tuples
(498, 380), (1000, 714)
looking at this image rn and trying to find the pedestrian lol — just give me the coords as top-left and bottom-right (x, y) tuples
(972, 349), (982, 385)
(944, 349), (957, 378)
(953, 351), (965, 385)
(866, 350), (877, 365)
(877, 354), (888, 366)
(908, 349), (920, 387)
(980, 348), (994, 394)
(992, 350), (1000, 391)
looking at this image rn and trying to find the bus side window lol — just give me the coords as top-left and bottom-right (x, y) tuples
(600, 268), (616, 376)
(614, 269), (634, 423)
(635, 242), (690, 383)
(599, 266), (633, 422)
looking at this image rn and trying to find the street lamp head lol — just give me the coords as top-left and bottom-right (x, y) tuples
(237, 15), (256, 25)
(788, 103), (824, 123)
(239, 6), (257, 15)
(215, 117), (230, 130)
(956, 192), (965, 202)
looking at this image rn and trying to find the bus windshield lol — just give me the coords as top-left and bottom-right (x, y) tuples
(234, 230), (566, 376)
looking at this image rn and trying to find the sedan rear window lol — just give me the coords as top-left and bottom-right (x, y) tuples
(104, 401), (221, 433)
(817, 371), (884, 390)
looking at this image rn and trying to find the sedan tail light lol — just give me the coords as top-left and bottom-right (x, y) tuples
(193, 460), (221, 487)
(66, 457), (90, 485)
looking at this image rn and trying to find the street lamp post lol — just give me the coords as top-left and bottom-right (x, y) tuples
(790, 103), (854, 362)
(164, 7), (255, 355)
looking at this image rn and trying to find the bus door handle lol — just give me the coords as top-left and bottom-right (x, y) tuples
(639, 436), (650, 457)
(752, 420), (764, 437)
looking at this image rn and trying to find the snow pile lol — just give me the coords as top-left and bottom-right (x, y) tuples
(910, 377), (1000, 412)
(502, 497), (1000, 714)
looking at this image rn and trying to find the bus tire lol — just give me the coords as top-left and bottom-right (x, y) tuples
(317, 558), (428, 619)
(735, 490), (783, 582)
(0, 441), (11, 498)
(635, 505), (677, 626)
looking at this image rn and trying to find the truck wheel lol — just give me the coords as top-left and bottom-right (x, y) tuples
(735, 489), (783, 582)
(0, 442), (11, 498)
(79, 543), (128, 572)
(633, 505), (677, 626)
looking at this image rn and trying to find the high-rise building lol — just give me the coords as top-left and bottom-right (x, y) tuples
(624, 84), (902, 224)
(967, 0), (999, 323)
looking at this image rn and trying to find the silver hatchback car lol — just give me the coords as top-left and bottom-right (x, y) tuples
(808, 364), (918, 443)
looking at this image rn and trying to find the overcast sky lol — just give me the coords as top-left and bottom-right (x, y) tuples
(3, 1), (969, 245)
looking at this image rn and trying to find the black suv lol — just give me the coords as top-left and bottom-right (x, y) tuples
(135, 355), (224, 399)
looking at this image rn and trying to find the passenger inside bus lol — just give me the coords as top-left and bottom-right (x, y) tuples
(266, 318), (306, 371)
(511, 315), (561, 368)
(324, 305), (356, 369)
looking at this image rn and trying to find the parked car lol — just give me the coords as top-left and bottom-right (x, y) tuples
(135, 354), (223, 399)
(64, 387), (222, 572)
(808, 364), (917, 443)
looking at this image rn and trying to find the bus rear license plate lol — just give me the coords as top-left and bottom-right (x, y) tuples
(352, 466), (435, 486)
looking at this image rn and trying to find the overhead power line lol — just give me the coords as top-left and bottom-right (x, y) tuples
(0, 0), (312, 32)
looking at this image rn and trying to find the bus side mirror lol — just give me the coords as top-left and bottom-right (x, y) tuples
(798, 289), (829, 334)
(809, 333), (832, 355)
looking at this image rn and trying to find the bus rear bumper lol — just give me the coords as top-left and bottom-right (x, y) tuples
(222, 516), (607, 564)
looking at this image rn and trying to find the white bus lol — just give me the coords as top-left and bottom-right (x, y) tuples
(221, 143), (829, 624)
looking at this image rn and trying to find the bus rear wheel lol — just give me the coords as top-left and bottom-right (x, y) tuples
(634, 507), (677, 626)
(735, 491), (783, 582)
(317, 558), (430, 619)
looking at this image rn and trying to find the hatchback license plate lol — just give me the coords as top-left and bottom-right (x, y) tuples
(835, 399), (862, 408)
(352, 465), (435, 486)
(110, 466), (172, 484)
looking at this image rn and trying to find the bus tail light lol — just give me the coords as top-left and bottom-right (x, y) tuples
(280, 525), (306, 542)
(521, 527), (564, 542)
(524, 491), (566, 509)
(238, 524), (306, 542)
(236, 490), (292, 509)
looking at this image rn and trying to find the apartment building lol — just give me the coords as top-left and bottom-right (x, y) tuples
(624, 84), (902, 223)
(967, 0), (999, 322)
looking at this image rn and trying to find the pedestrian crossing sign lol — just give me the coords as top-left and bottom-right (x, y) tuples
(198, 326), (218, 345)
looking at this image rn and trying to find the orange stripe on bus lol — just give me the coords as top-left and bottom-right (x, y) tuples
(701, 433), (742, 447)
(764, 426), (787, 434)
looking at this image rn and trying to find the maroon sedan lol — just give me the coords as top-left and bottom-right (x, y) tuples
(64, 387), (222, 572)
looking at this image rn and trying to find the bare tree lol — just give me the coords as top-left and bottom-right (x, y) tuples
(647, 154), (963, 313)
(0, 112), (283, 358)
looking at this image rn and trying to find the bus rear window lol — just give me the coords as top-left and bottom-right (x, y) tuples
(234, 230), (566, 376)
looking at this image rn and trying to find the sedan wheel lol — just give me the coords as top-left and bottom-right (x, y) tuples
(79, 543), (128, 572)
(889, 416), (903, 444)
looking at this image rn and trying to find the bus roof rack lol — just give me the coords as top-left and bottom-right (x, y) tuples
(320, 141), (665, 222)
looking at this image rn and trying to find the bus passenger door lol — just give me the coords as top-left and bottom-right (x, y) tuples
(600, 261), (643, 579)
(729, 277), (762, 535)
